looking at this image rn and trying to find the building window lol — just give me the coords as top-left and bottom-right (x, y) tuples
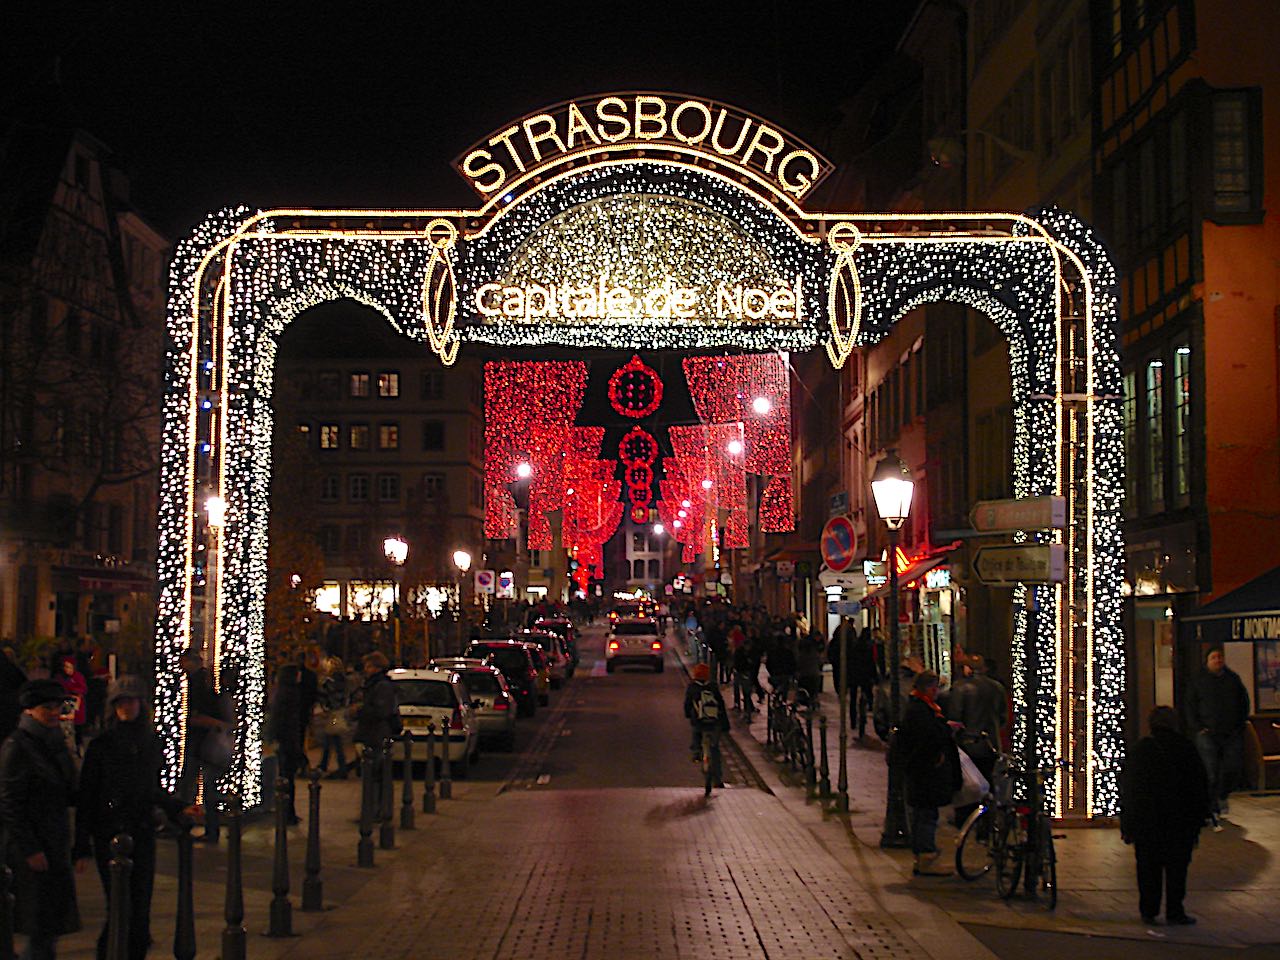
(349, 474), (370, 502)
(647, 559), (659, 580)
(472, 475), (483, 508)
(345, 525), (367, 555)
(422, 472), (445, 501)
(317, 371), (341, 399)
(319, 424), (340, 449)
(349, 424), (369, 450)
(422, 420), (445, 451)
(632, 532), (645, 552)
(319, 525), (341, 554)
(378, 423), (399, 451)
(632, 559), (644, 579)
(1210, 90), (1262, 220)
(1122, 371), (1138, 516)
(1143, 358), (1165, 512)
(421, 372), (444, 400)
(350, 372), (370, 398)
(377, 371), (400, 398)
(320, 475), (340, 502)
(377, 473), (400, 502)
(1172, 344), (1191, 502)
(1168, 111), (1188, 215)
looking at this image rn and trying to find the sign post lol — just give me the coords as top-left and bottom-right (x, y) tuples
(820, 515), (859, 573)
(973, 544), (1066, 585)
(970, 495), (1066, 533)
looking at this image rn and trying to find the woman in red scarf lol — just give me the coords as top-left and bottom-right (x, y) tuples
(895, 669), (962, 876)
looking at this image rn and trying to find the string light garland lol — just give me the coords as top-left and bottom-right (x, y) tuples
(608, 354), (663, 418)
(155, 137), (1118, 817)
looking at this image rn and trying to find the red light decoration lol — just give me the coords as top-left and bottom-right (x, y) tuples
(561, 426), (623, 585)
(683, 353), (794, 532)
(484, 361), (588, 542)
(668, 423), (749, 548)
(608, 354), (663, 419)
(618, 426), (658, 465)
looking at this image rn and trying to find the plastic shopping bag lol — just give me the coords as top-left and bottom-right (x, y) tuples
(951, 749), (989, 808)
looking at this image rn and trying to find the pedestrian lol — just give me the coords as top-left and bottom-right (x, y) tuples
(0, 679), (82, 959)
(317, 657), (351, 778)
(266, 665), (304, 824)
(683, 662), (729, 788)
(74, 675), (181, 960)
(1184, 646), (1250, 820)
(945, 654), (1007, 787)
(55, 657), (88, 747)
(893, 669), (961, 876)
(1120, 705), (1210, 926)
(176, 647), (231, 841)
(352, 652), (402, 773)
(297, 649), (320, 765)
(796, 630), (825, 700)
(849, 627), (879, 739)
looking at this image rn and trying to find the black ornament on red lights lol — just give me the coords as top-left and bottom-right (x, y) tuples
(608, 354), (663, 419)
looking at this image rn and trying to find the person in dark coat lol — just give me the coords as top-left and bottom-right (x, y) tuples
(353, 652), (402, 753)
(1184, 647), (1250, 818)
(74, 675), (181, 960)
(849, 628), (880, 739)
(268, 665), (305, 824)
(683, 662), (730, 789)
(893, 670), (961, 876)
(0, 679), (82, 959)
(1121, 706), (1211, 925)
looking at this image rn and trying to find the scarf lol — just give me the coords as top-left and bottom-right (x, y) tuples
(17, 713), (77, 787)
(910, 688), (944, 719)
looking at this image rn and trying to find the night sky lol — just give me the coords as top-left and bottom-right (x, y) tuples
(4, 1), (913, 233)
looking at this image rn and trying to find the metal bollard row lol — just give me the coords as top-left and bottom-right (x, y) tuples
(266, 776), (295, 937)
(106, 834), (133, 960)
(302, 770), (324, 912)
(222, 795), (246, 960)
(379, 738), (396, 850)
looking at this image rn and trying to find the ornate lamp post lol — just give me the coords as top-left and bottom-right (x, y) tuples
(452, 550), (472, 656)
(871, 451), (914, 849)
(382, 536), (408, 665)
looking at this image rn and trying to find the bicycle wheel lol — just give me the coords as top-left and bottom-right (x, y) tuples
(1035, 819), (1058, 909)
(993, 812), (1022, 900)
(955, 804), (994, 880)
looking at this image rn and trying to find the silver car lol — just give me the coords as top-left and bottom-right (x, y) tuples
(432, 658), (518, 751)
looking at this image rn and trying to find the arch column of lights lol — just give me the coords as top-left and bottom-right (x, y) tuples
(158, 119), (1119, 816)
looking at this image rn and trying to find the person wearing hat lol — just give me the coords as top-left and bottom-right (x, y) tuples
(74, 675), (178, 960)
(894, 669), (963, 877)
(0, 679), (82, 959)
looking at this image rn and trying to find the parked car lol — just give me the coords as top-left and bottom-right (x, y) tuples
(606, 617), (664, 673)
(521, 642), (552, 704)
(519, 629), (571, 687)
(463, 640), (540, 717)
(534, 617), (579, 669)
(387, 667), (480, 773)
(431, 658), (518, 751)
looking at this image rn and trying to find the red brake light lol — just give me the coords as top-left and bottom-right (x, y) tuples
(651, 641), (663, 650)
(492, 698), (509, 711)
(609, 640), (620, 650)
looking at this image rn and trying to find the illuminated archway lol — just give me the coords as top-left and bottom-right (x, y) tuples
(156, 94), (1121, 817)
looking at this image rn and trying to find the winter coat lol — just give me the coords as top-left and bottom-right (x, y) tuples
(1120, 727), (1211, 845)
(895, 694), (961, 809)
(945, 674), (1007, 761)
(354, 671), (402, 747)
(73, 718), (176, 859)
(0, 717), (81, 936)
(268, 666), (306, 756)
(1184, 666), (1251, 738)
(683, 681), (730, 731)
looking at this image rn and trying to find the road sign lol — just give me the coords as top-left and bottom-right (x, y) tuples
(973, 543), (1066, 585)
(830, 600), (861, 616)
(820, 515), (858, 572)
(828, 491), (849, 517)
(776, 560), (795, 581)
(970, 495), (1066, 533)
(497, 570), (515, 599)
(474, 569), (496, 594)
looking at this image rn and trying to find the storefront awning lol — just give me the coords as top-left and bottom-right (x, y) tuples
(862, 553), (949, 602)
(1181, 566), (1280, 643)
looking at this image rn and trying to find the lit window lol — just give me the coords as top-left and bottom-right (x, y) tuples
(378, 423), (399, 451)
(319, 424), (340, 450)
(350, 372), (370, 398)
(377, 372), (399, 398)
(1144, 359), (1164, 512)
(297, 423), (311, 443)
(1122, 372), (1138, 516)
(349, 424), (369, 450)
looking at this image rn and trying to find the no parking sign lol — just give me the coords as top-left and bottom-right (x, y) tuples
(475, 569), (496, 594)
(820, 515), (858, 572)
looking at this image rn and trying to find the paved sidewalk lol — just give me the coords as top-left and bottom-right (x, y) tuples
(700, 652), (1280, 952)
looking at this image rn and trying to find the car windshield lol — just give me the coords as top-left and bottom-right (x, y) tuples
(461, 672), (502, 695)
(523, 633), (556, 652)
(467, 647), (527, 677)
(613, 621), (658, 636)
(393, 680), (456, 708)
(537, 621), (568, 637)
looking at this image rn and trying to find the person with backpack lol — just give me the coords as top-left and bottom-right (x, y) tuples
(683, 663), (729, 789)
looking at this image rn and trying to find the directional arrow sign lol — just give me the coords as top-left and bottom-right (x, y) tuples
(970, 495), (1066, 533)
(973, 543), (1066, 585)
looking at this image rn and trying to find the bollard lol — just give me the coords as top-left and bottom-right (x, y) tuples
(174, 817), (196, 960)
(266, 776), (294, 937)
(422, 723), (437, 813)
(379, 739), (396, 850)
(302, 770), (324, 911)
(400, 730), (416, 830)
(0, 864), (13, 960)
(438, 716), (453, 800)
(818, 712), (831, 799)
(105, 834), (133, 960)
(804, 706), (817, 799)
(222, 795), (246, 960)
(357, 745), (375, 868)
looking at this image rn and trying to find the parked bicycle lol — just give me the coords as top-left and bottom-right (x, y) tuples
(767, 686), (813, 772)
(954, 743), (1014, 881)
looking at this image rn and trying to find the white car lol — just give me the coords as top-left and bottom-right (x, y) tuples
(387, 667), (480, 774)
(431, 658), (518, 751)
(606, 617), (665, 673)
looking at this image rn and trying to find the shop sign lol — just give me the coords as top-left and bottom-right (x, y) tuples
(864, 560), (887, 587)
(924, 568), (951, 590)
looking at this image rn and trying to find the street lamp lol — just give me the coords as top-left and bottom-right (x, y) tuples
(871, 451), (914, 848)
(383, 536), (408, 665)
(452, 550), (472, 657)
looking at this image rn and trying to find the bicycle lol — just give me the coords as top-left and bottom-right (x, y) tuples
(992, 760), (1064, 909)
(954, 745), (1014, 881)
